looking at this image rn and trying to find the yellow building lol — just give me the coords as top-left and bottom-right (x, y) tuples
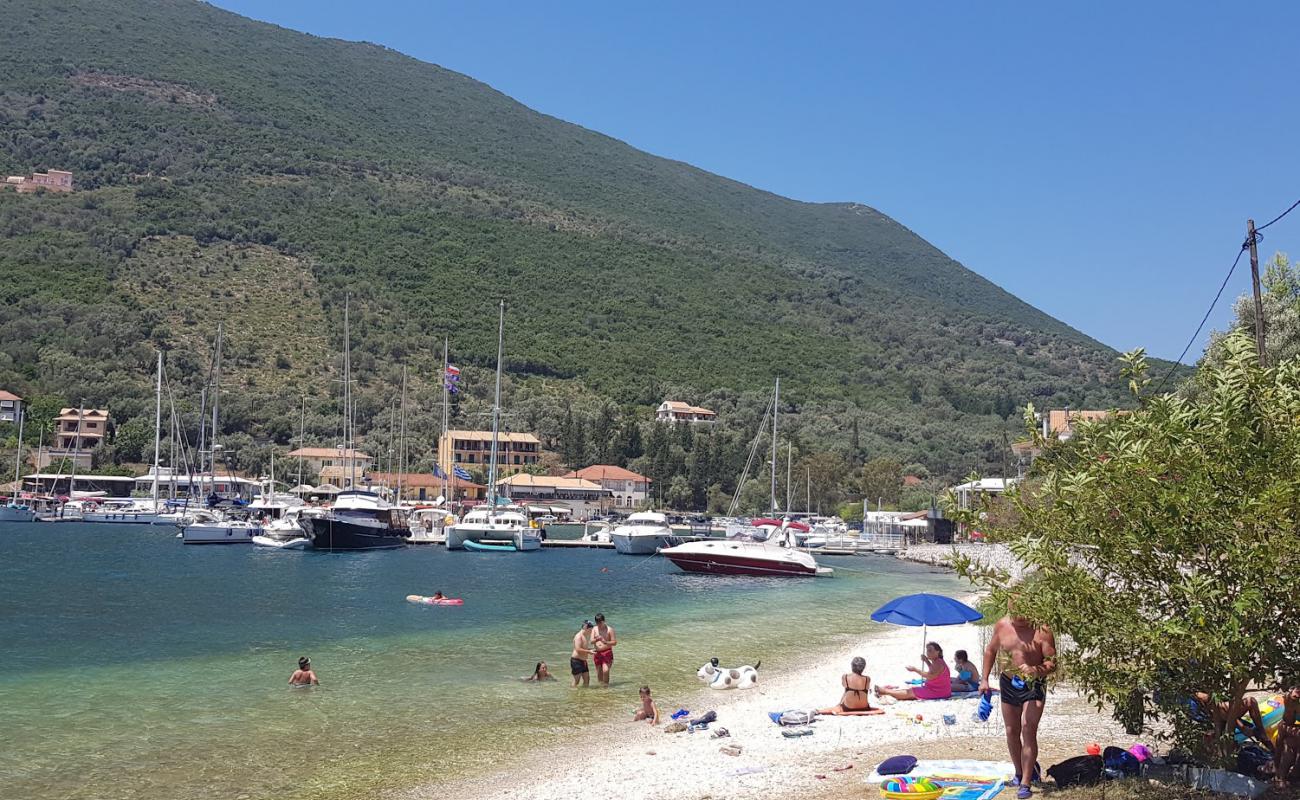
(438, 429), (541, 478)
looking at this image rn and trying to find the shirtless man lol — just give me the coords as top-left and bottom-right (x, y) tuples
(979, 611), (1056, 799)
(289, 656), (319, 686)
(571, 620), (595, 688)
(1276, 683), (1300, 788)
(591, 612), (617, 687)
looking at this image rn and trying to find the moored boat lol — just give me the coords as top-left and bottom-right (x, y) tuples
(611, 511), (679, 554)
(659, 537), (825, 576)
(305, 490), (409, 551)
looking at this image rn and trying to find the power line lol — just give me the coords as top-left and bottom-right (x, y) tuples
(1153, 196), (1299, 395)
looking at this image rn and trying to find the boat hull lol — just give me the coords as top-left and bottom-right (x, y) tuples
(659, 541), (820, 577)
(181, 524), (259, 544)
(306, 517), (407, 551)
(82, 511), (173, 525)
(611, 532), (681, 555)
(251, 535), (309, 549)
(447, 525), (540, 551)
(0, 505), (37, 523)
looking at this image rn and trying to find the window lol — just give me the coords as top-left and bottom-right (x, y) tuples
(467, 455), (476, 464)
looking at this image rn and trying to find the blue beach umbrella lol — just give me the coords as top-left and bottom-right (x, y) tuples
(871, 593), (983, 649)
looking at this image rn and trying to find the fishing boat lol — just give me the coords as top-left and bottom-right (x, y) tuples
(660, 378), (831, 578)
(611, 511), (680, 554)
(444, 301), (538, 553)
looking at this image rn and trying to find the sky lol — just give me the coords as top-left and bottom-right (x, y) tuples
(211, 1), (1300, 363)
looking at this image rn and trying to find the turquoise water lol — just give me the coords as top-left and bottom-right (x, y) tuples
(0, 523), (967, 799)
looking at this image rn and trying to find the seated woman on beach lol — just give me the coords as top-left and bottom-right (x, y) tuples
(874, 642), (951, 701)
(633, 685), (660, 725)
(524, 661), (556, 681)
(951, 649), (980, 692)
(818, 656), (873, 715)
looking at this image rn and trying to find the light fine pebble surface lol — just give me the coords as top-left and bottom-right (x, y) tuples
(403, 576), (1129, 800)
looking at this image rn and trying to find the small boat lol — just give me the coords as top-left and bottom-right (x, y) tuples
(0, 502), (37, 523)
(252, 534), (309, 549)
(406, 594), (464, 606)
(305, 490), (409, 551)
(611, 511), (680, 554)
(181, 517), (262, 544)
(464, 539), (519, 552)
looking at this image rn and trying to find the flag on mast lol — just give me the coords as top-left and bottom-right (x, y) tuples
(444, 364), (461, 394)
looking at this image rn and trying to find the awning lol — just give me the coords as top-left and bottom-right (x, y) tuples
(527, 505), (551, 514)
(549, 506), (571, 515)
(312, 484), (341, 494)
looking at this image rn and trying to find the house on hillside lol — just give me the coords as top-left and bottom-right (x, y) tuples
(0, 390), (22, 424)
(286, 446), (373, 488)
(36, 408), (110, 470)
(438, 430), (541, 478)
(564, 465), (651, 510)
(4, 169), (74, 193)
(1040, 408), (1109, 440)
(655, 400), (716, 424)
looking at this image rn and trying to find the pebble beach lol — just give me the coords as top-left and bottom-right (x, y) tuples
(406, 550), (1130, 800)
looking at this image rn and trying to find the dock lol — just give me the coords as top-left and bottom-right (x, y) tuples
(541, 539), (614, 549)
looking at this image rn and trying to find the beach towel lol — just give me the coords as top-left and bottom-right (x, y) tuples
(867, 759), (1016, 783)
(822, 707), (884, 716)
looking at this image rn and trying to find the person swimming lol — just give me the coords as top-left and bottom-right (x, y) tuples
(524, 661), (556, 682)
(289, 656), (319, 686)
(431, 591), (445, 601)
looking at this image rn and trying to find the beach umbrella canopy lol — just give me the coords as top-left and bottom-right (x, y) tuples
(871, 593), (982, 649)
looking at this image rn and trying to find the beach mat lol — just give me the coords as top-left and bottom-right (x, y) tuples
(867, 759), (1015, 783)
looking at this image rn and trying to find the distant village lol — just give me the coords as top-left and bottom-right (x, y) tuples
(1, 389), (1106, 521)
(2, 169), (74, 194)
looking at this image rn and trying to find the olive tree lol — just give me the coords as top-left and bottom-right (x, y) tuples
(953, 333), (1300, 757)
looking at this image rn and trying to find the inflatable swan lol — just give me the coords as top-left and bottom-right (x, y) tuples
(698, 657), (760, 690)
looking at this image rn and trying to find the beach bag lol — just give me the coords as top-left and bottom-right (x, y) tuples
(876, 755), (918, 776)
(1047, 755), (1102, 788)
(1235, 745), (1273, 779)
(778, 710), (814, 726)
(1102, 746), (1140, 779)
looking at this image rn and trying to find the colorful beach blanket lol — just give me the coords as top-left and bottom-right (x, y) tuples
(868, 760), (1014, 800)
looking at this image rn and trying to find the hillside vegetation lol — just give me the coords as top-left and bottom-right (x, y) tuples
(0, 0), (1156, 500)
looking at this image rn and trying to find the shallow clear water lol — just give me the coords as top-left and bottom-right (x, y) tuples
(0, 523), (965, 799)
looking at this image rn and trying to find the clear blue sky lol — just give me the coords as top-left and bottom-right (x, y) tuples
(212, 1), (1299, 362)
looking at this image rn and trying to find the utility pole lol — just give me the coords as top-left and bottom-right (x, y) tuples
(1247, 218), (1267, 367)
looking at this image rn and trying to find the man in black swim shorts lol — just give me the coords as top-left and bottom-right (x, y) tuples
(980, 609), (1057, 799)
(570, 620), (594, 687)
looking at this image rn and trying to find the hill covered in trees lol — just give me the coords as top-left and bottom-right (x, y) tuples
(0, 0), (1153, 505)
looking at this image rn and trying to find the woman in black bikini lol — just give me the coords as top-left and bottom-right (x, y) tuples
(818, 656), (872, 715)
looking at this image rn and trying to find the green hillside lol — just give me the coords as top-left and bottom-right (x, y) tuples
(0, 0), (1149, 493)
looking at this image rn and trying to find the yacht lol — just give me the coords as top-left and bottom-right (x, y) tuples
(443, 301), (538, 554)
(304, 490), (409, 551)
(81, 499), (174, 525)
(0, 500), (36, 523)
(447, 505), (540, 551)
(180, 514), (262, 544)
(252, 506), (320, 549)
(611, 511), (679, 555)
(407, 507), (453, 544)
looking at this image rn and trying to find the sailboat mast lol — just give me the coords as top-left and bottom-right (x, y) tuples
(786, 442), (792, 515)
(67, 402), (84, 501)
(297, 396), (305, 488)
(152, 350), (162, 508)
(770, 378), (779, 515)
(397, 365), (407, 504)
(211, 322), (222, 493)
(441, 337), (449, 502)
(487, 301), (505, 510)
(343, 295), (353, 489)
(11, 400), (24, 500)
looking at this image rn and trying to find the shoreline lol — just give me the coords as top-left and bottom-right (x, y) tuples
(394, 576), (1126, 800)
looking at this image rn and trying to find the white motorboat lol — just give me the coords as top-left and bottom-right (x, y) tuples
(180, 517), (262, 544)
(251, 533), (309, 549)
(659, 535), (827, 577)
(611, 511), (680, 555)
(446, 506), (540, 551)
(81, 499), (174, 525)
(407, 507), (453, 544)
(580, 521), (612, 543)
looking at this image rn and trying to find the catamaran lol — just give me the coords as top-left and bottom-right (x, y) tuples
(445, 301), (540, 553)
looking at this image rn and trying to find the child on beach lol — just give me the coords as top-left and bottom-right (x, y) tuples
(951, 649), (980, 692)
(633, 686), (660, 725)
(289, 657), (319, 686)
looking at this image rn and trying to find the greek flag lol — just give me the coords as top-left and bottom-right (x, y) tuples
(452, 465), (473, 481)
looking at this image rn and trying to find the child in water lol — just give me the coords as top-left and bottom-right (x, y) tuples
(633, 685), (660, 725)
(289, 657), (319, 686)
(524, 661), (556, 682)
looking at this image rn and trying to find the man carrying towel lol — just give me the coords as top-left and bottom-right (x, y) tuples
(979, 607), (1056, 799)
(571, 620), (595, 688)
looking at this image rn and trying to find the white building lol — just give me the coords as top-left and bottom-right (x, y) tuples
(654, 400), (717, 424)
(563, 465), (651, 510)
(0, 390), (22, 424)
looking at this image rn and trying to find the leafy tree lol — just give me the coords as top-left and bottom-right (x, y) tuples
(1207, 252), (1300, 368)
(705, 483), (730, 515)
(734, 477), (769, 515)
(857, 456), (903, 507)
(112, 415), (154, 464)
(800, 452), (848, 514)
(666, 475), (691, 510)
(953, 336), (1300, 758)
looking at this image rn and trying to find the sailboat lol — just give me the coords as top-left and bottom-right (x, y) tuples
(660, 379), (830, 577)
(0, 397), (35, 522)
(304, 295), (410, 550)
(445, 301), (540, 552)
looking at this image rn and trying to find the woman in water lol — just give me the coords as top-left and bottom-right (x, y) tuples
(289, 657), (319, 686)
(951, 649), (980, 692)
(818, 656), (873, 715)
(875, 642), (952, 701)
(524, 661), (555, 682)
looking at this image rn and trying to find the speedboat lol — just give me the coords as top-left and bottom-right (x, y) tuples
(611, 511), (680, 555)
(659, 535), (828, 577)
(252, 506), (318, 549)
(180, 516), (262, 544)
(446, 506), (540, 551)
(304, 490), (409, 551)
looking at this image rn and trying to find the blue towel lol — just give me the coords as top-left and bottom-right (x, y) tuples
(976, 691), (993, 721)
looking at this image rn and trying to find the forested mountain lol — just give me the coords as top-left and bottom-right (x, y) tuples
(0, 0), (1153, 504)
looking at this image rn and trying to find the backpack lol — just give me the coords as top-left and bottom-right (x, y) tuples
(1236, 745), (1273, 779)
(1047, 755), (1102, 788)
(1102, 746), (1141, 779)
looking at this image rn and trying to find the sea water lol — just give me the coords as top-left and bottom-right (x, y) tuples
(0, 523), (968, 799)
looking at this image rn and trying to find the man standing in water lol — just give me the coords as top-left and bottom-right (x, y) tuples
(979, 609), (1056, 799)
(591, 612), (617, 687)
(571, 620), (595, 688)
